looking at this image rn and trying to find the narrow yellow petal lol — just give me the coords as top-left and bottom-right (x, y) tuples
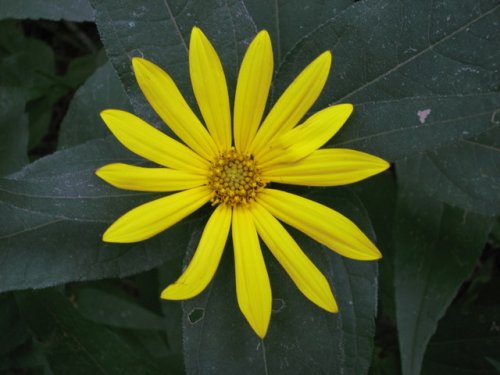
(103, 186), (211, 243)
(190, 27), (231, 150)
(161, 204), (231, 300)
(232, 205), (272, 338)
(96, 163), (206, 192)
(132, 58), (218, 160)
(258, 104), (353, 168)
(251, 203), (338, 313)
(262, 149), (390, 186)
(234, 31), (273, 152)
(250, 51), (332, 157)
(257, 189), (382, 260)
(101, 110), (209, 174)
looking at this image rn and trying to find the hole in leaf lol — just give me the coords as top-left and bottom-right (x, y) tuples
(272, 298), (285, 313)
(188, 308), (204, 324)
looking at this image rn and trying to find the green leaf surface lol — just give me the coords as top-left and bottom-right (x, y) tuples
(58, 61), (131, 149)
(331, 93), (500, 162)
(75, 288), (165, 330)
(397, 124), (500, 216)
(0, 20), (56, 99)
(91, 0), (257, 126)
(181, 188), (378, 375)
(15, 288), (165, 375)
(272, 0), (499, 107)
(421, 304), (500, 375)
(244, 0), (354, 63)
(421, 277), (500, 375)
(0, 293), (28, 357)
(0, 20), (71, 149)
(393, 187), (492, 375)
(0, 137), (207, 293)
(0, 87), (29, 176)
(351, 172), (397, 320)
(266, 0), (500, 166)
(0, 0), (94, 21)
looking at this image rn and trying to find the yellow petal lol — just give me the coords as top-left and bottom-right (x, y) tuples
(257, 189), (382, 260)
(259, 104), (353, 168)
(262, 149), (390, 186)
(161, 204), (231, 300)
(232, 205), (272, 338)
(234, 31), (273, 153)
(101, 110), (208, 174)
(190, 27), (231, 150)
(96, 163), (206, 192)
(103, 186), (211, 243)
(132, 58), (218, 160)
(250, 203), (338, 313)
(250, 51), (332, 157)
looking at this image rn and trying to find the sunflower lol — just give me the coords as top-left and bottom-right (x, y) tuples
(96, 27), (389, 338)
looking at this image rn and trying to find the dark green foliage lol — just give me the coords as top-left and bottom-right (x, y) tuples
(0, 0), (499, 374)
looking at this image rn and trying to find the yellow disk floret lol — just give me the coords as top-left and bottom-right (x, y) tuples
(208, 148), (266, 206)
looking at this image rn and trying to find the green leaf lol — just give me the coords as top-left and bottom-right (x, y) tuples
(393, 187), (492, 375)
(421, 305), (500, 374)
(58, 61), (131, 149)
(397, 124), (500, 216)
(331, 93), (500, 162)
(0, 20), (65, 149)
(264, 0), (499, 163)
(0, 87), (29, 176)
(181, 188), (378, 375)
(0, 138), (206, 293)
(0, 0), (94, 22)
(15, 288), (166, 375)
(91, 0), (257, 125)
(60, 50), (108, 91)
(0, 293), (29, 357)
(351, 172), (398, 320)
(75, 288), (165, 330)
(273, 0), (499, 107)
(0, 20), (56, 99)
(244, 0), (354, 63)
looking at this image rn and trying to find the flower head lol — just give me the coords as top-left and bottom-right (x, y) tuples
(96, 27), (389, 338)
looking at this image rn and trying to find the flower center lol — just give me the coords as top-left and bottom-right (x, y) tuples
(208, 148), (266, 206)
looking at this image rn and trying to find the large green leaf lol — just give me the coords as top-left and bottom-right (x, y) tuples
(272, 0), (499, 107)
(352, 172), (398, 320)
(15, 288), (165, 375)
(0, 138), (207, 293)
(58, 61), (131, 149)
(244, 0), (354, 63)
(0, 293), (28, 357)
(331, 93), (500, 161)
(397, 125), (500, 216)
(0, 0), (94, 21)
(393, 187), (492, 375)
(421, 276), (500, 374)
(0, 87), (29, 176)
(181, 188), (378, 375)
(91, 0), (257, 126)
(421, 303), (500, 375)
(75, 288), (165, 331)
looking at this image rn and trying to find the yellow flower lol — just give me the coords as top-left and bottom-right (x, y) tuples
(96, 27), (389, 338)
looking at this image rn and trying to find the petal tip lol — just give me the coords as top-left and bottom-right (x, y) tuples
(160, 285), (179, 300)
(325, 300), (339, 313)
(102, 229), (116, 243)
(256, 29), (271, 42)
(190, 26), (205, 42)
(252, 321), (269, 339)
(95, 166), (105, 179)
(320, 50), (332, 65)
(131, 56), (149, 73)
